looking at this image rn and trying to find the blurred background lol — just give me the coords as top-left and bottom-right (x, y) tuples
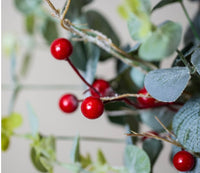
(2, 0), (199, 172)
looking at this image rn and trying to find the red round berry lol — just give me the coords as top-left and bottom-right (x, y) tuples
(59, 94), (78, 113)
(137, 87), (158, 107)
(81, 96), (104, 119)
(50, 38), (73, 60)
(90, 79), (112, 97)
(173, 151), (195, 172)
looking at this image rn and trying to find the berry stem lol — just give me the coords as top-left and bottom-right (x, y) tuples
(66, 59), (100, 96)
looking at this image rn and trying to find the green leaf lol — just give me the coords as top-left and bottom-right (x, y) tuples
(152, 0), (182, 12)
(41, 17), (59, 45)
(1, 132), (10, 151)
(139, 21), (182, 61)
(191, 47), (200, 75)
(70, 41), (87, 71)
(144, 67), (191, 102)
(30, 147), (48, 172)
(2, 113), (23, 131)
(142, 139), (163, 166)
(140, 107), (175, 132)
(85, 10), (120, 46)
(172, 97), (200, 152)
(26, 103), (39, 136)
(14, 0), (42, 14)
(20, 52), (32, 77)
(128, 13), (152, 42)
(97, 149), (107, 165)
(63, 0), (93, 21)
(124, 145), (151, 173)
(70, 135), (81, 163)
(25, 14), (35, 34)
(80, 153), (92, 168)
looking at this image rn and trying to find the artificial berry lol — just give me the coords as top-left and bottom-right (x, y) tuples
(50, 38), (73, 60)
(137, 87), (159, 107)
(90, 79), (112, 97)
(173, 150), (195, 172)
(81, 96), (104, 119)
(59, 94), (79, 113)
(141, 131), (159, 141)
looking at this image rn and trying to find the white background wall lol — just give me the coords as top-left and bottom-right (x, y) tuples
(2, 0), (199, 173)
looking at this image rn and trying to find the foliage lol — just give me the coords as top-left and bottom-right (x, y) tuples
(2, 0), (200, 173)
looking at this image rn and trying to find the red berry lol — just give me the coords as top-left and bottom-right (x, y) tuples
(173, 151), (195, 172)
(59, 94), (78, 113)
(50, 38), (73, 60)
(81, 96), (104, 119)
(90, 79), (112, 97)
(137, 87), (158, 107)
(141, 131), (159, 141)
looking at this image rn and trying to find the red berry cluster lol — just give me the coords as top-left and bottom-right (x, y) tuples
(50, 38), (175, 119)
(50, 38), (110, 119)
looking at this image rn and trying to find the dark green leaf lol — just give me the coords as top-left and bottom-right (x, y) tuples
(172, 97), (200, 152)
(85, 10), (120, 61)
(124, 145), (151, 173)
(139, 21), (182, 61)
(140, 107), (175, 132)
(191, 47), (200, 75)
(144, 67), (191, 102)
(14, 0), (42, 14)
(70, 41), (87, 71)
(70, 135), (81, 163)
(41, 18), (59, 45)
(63, 0), (93, 21)
(30, 147), (48, 172)
(152, 0), (182, 12)
(25, 14), (35, 34)
(142, 139), (163, 166)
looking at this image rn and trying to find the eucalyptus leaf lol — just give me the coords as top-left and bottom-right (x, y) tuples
(70, 135), (81, 163)
(26, 103), (39, 136)
(130, 67), (145, 88)
(140, 107), (175, 132)
(41, 17), (59, 45)
(191, 47), (200, 75)
(172, 97), (200, 152)
(124, 145), (151, 173)
(152, 0), (182, 12)
(84, 43), (100, 84)
(144, 67), (191, 102)
(142, 139), (163, 166)
(14, 0), (42, 14)
(139, 21), (182, 61)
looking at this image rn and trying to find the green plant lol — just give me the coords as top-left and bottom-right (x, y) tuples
(2, 0), (200, 173)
